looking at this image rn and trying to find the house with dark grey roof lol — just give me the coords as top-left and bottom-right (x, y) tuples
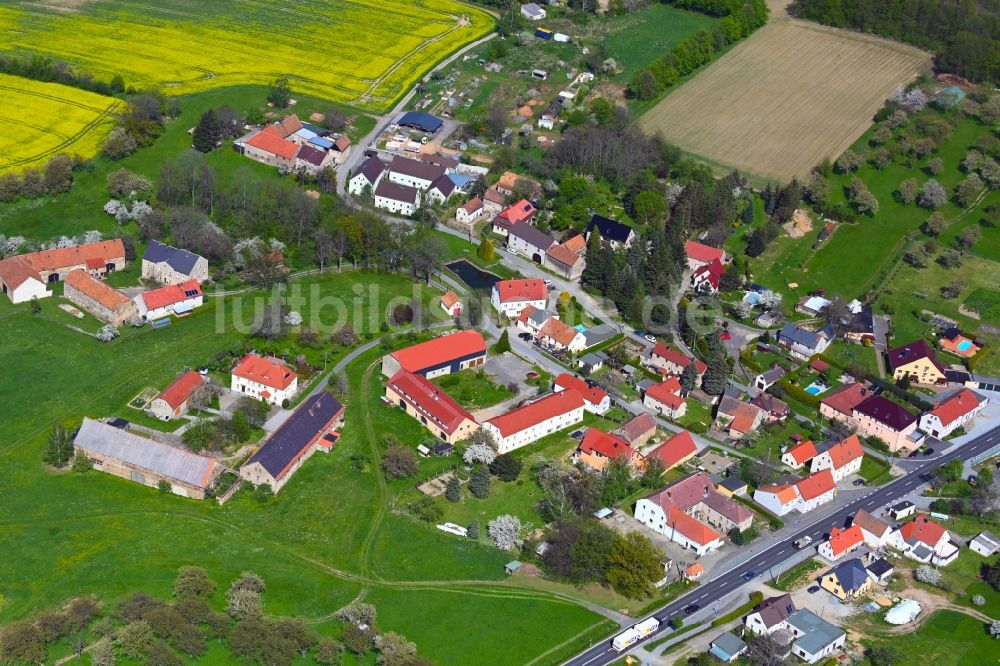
(585, 214), (636, 250)
(776, 323), (834, 359)
(388, 155), (446, 190)
(349, 155), (387, 196)
(396, 111), (444, 134)
(74, 418), (221, 499)
(240, 391), (345, 492)
(744, 594), (796, 636)
(755, 365), (787, 391)
(294, 143), (333, 173)
(784, 609), (846, 664)
(141, 240), (208, 284)
(374, 180), (421, 216)
(506, 222), (556, 263)
(425, 174), (457, 205)
(819, 558), (872, 600)
(709, 632), (748, 663)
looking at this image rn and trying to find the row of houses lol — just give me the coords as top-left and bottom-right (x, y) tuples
(235, 114), (351, 174)
(349, 153), (480, 216)
(816, 508), (959, 567)
(741, 594), (846, 664)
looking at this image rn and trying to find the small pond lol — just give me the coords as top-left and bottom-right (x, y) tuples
(445, 259), (501, 290)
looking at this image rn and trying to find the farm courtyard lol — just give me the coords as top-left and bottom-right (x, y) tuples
(638, 4), (930, 182)
(0, 0), (493, 112)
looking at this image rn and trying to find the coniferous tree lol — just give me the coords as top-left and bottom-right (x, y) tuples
(701, 355), (729, 395)
(469, 468), (490, 499)
(680, 361), (699, 393)
(445, 476), (461, 502)
(192, 109), (221, 153)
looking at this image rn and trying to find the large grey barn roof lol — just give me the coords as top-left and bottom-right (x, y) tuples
(245, 391), (344, 479)
(74, 418), (219, 489)
(142, 240), (203, 276)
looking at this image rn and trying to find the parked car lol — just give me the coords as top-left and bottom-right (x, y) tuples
(920, 472), (935, 483)
(644, 334), (657, 344)
(852, 479), (866, 486)
(633, 329), (645, 338)
(807, 586), (820, 594)
(968, 475), (979, 487)
(518, 332), (532, 341)
(684, 604), (700, 615)
(742, 571), (756, 581)
(721, 330), (732, 341)
(794, 536), (813, 549)
(923, 448), (934, 456)
(525, 371), (540, 379)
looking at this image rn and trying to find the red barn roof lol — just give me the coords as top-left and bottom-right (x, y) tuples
(684, 240), (725, 264)
(387, 370), (475, 436)
(157, 371), (204, 410)
(648, 431), (698, 469)
(246, 125), (299, 160)
(494, 278), (547, 304)
(389, 330), (487, 374)
(487, 389), (583, 438)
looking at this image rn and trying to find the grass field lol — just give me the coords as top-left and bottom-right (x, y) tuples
(0, 272), (608, 663)
(638, 11), (930, 182)
(0, 73), (119, 172)
(860, 610), (996, 666)
(0, 0), (493, 112)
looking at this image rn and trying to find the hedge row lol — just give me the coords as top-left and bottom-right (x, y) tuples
(966, 342), (990, 371)
(711, 591), (764, 627)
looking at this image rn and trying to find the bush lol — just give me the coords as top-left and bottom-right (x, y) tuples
(489, 453), (523, 482)
(381, 446), (418, 479)
(409, 496), (444, 523)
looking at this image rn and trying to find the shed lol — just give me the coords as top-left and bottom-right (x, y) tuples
(593, 507), (613, 519)
(505, 560), (522, 575)
(709, 632), (748, 663)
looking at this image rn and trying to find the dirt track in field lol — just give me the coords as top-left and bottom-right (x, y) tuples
(638, 2), (931, 182)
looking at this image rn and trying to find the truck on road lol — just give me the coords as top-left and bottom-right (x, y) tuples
(633, 618), (659, 638)
(611, 628), (640, 652)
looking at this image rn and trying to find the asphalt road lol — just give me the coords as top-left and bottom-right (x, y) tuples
(562, 424), (1000, 666)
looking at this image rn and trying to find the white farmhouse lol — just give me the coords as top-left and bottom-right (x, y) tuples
(231, 354), (298, 406)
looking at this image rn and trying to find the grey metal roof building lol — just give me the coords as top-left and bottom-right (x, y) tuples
(142, 240), (203, 276)
(74, 418), (220, 495)
(785, 609), (845, 657)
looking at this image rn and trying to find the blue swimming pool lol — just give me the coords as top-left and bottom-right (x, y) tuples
(957, 340), (973, 352)
(575, 324), (587, 333)
(804, 384), (822, 396)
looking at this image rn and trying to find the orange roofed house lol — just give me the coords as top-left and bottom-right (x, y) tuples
(491, 278), (548, 317)
(241, 124), (300, 170)
(819, 383), (871, 423)
(684, 240), (729, 271)
(647, 431), (698, 471)
(149, 370), (205, 421)
(133, 279), (203, 321)
(0, 239), (126, 304)
(385, 370), (479, 445)
(644, 343), (707, 385)
(554, 373), (611, 414)
(781, 439), (818, 470)
(809, 434), (864, 482)
(643, 376), (687, 419)
(754, 469), (836, 516)
(483, 389), (585, 453)
(63, 269), (139, 326)
(919, 388), (987, 438)
(538, 316), (587, 352)
(380, 330), (487, 378)
(887, 514), (959, 566)
(818, 525), (864, 561)
(230, 354), (298, 406)
(440, 291), (462, 317)
(635, 471), (753, 556)
(575, 429), (642, 473)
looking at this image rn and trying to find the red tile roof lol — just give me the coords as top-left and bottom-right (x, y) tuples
(730, 402), (763, 434)
(539, 317), (581, 347)
(666, 505), (721, 545)
(898, 514), (947, 548)
(821, 383), (870, 416)
(246, 125), (300, 160)
(232, 354), (297, 390)
(554, 373), (608, 408)
(810, 359), (831, 373)
(758, 482), (799, 506)
(140, 279), (202, 310)
(851, 509), (889, 538)
(65, 269), (131, 311)
(617, 412), (657, 444)
(929, 389), (981, 427)
(646, 378), (685, 410)
(487, 389), (583, 438)
(828, 434), (864, 469)
(484, 186), (505, 205)
(578, 429), (637, 461)
(495, 199), (537, 226)
(157, 371), (204, 410)
(441, 291), (460, 308)
(461, 197), (483, 214)
(390, 330), (487, 374)
(0, 239), (125, 289)
(684, 240), (725, 264)
(277, 114), (303, 138)
(694, 259), (725, 289)
(494, 278), (547, 304)
(795, 469), (835, 501)
(784, 440), (818, 465)
(388, 370), (475, 436)
(650, 343), (707, 374)
(648, 431), (697, 469)
(826, 525), (864, 557)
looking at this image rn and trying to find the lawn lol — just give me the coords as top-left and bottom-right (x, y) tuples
(860, 610), (996, 666)
(0, 73), (120, 172)
(676, 399), (713, 433)
(858, 456), (892, 485)
(0, 273), (609, 664)
(0, 0), (494, 112)
(770, 558), (824, 592)
(823, 341), (880, 376)
(432, 368), (514, 409)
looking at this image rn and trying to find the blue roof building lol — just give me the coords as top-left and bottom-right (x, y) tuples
(397, 111), (444, 133)
(709, 632), (747, 663)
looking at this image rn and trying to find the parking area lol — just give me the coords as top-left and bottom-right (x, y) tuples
(484, 351), (535, 393)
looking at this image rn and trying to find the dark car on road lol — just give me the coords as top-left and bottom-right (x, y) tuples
(923, 448), (934, 456)
(742, 571), (756, 581)
(684, 604), (700, 615)
(920, 472), (935, 482)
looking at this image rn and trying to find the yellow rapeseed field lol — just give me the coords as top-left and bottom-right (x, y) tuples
(0, 74), (120, 173)
(0, 0), (494, 112)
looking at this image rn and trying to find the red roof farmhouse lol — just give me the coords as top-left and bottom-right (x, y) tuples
(647, 431), (698, 470)
(919, 388), (986, 438)
(385, 370), (479, 445)
(64, 269), (139, 326)
(483, 389), (585, 453)
(553, 373), (610, 414)
(230, 354), (298, 406)
(491, 278), (548, 317)
(575, 429), (641, 472)
(0, 239), (126, 303)
(380, 330), (487, 378)
(149, 371), (205, 421)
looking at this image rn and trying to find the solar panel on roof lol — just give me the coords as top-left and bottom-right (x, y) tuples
(184, 289), (199, 297)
